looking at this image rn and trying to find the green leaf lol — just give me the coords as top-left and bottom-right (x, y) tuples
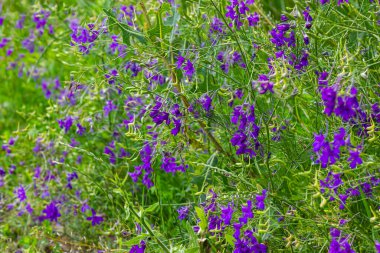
(144, 202), (160, 214)
(147, 3), (172, 43)
(103, 9), (147, 45)
(123, 234), (149, 247)
(185, 247), (200, 253)
(194, 206), (207, 232)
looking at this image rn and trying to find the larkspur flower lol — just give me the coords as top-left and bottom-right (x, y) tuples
(347, 148), (362, 168)
(255, 74), (274, 94)
(321, 86), (337, 116)
(40, 202), (61, 222)
(15, 185), (27, 202)
(239, 200), (253, 224)
(247, 12), (260, 27)
(303, 7), (313, 29)
(87, 209), (104, 226)
(104, 100), (117, 117)
(337, 0), (349, 6)
(130, 240), (146, 253)
(334, 89), (359, 122)
(161, 155), (187, 174)
(58, 116), (74, 133)
(183, 59), (195, 80)
(220, 203), (234, 225)
(199, 94), (213, 112)
(210, 17), (224, 34)
(177, 206), (190, 220)
(149, 98), (170, 125)
(256, 189), (267, 210)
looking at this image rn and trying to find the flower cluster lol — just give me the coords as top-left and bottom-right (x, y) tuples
(225, 0), (259, 29)
(313, 128), (363, 169)
(230, 103), (260, 157)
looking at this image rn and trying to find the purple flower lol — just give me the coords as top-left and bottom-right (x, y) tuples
(303, 7), (313, 29)
(15, 14), (26, 29)
(210, 17), (224, 33)
(67, 172), (78, 189)
(337, 0), (349, 6)
(15, 185), (27, 202)
(177, 206), (190, 220)
(199, 95), (213, 112)
(339, 194), (348, 209)
(171, 118), (181, 136)
(303, 33), (310, 45)
(26, 203), (34, 214)
(58, 116), (74, 133)
(104, 100), (117, 117)
(149, 98), (170, 125)
(104, 141), (116, 164)
(334, 92), (359, 122)
(176, 54), (185, 69)
(320, 172), (343, 194)
(130, 240), (146, 253)
(76, 123), (86, 136)
(318, 71), (329, 88)
(34, 166), (41, 178)
(40, 202), (61, 222)
(375, 241), (380, 253)
(321, 86), (337, 116)
(347, 148), (362, 168)
(129, 142), (155, 188)
(220, 203), (234, 225)
(161, 155), (187, 174)
(247, 12), (260, 27)
(183, 59), (195, 80)
(125, 61), (142, 77)
(81, 202), (91, 213)
(87, 209), (104, 226)
(239, 200), (253, 224)
(332, 128), (346, 152)
(255, 74), (274, 94)
(255, 189), (267, 210)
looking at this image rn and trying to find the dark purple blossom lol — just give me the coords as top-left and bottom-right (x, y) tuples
(199, 94), (213, 112)
(347, 148), (362, 168)
(129, 142), (155, 188)
(15, 14), (26, 29)
(177, 206), (190, 220)
(149, 98), (170, 125)
(321, 86), (337, 116)
(255, 74), (274, 94)
(161, 155), (187, 174)
(334, 88), (359, 122)
(58, 116), (74, 133)
(104, 100), (117, 117)
(239, 200), (253, 224)
(86, 209), (104, 226)
(247, 12), (260, 27)
(210, 17), (224, 33)
(130, 240), (146, 253)
(15, 185), (27, 202)
(256, 189), (267, 210)
(220, 203), (234, 225)
(40, 202), (61, 222)
(176, 54), (185, 69)
(303, 7), (313, 29)
(183, 59), (195, 80)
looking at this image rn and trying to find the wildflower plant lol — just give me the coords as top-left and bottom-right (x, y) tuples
(0, 0), (380, 252)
